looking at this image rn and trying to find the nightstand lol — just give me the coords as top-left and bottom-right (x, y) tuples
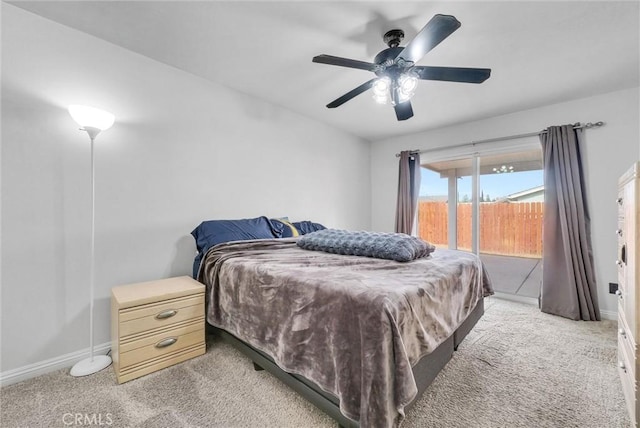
(111, 276), (206, 383)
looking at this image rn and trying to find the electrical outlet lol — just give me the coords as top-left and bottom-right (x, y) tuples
(609, 282), (619, 294)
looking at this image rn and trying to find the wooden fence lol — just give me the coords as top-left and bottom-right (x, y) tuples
(418, 201), (543, 257)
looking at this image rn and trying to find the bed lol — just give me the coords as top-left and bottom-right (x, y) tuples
(194, 230), (493, 427)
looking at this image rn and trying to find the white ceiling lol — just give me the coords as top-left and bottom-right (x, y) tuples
(9, 1), (640, 141)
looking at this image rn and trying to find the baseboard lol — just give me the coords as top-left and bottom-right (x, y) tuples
(493, 292), (617, 321)
(600, 309), (617, 321)
(0, 342), (111, 387)
(493, 292), (539, 306)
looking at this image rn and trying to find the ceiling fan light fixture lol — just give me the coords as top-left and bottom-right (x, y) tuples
(397, 72), (418, 103)
(493, 165), (515, 174)
(373, 94), (389, 104)
(372, 77), (391, 104)
(399, 73), (418, 93)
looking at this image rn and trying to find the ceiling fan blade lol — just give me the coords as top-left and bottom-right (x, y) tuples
(395, 14), (461, 64)
(394, 100), (414, 121)
(313, 54), (378, 72)
(326, 79), (376, 108)
(414, 66), (491, 83)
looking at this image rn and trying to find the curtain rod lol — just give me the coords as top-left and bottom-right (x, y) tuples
(394, 121), (605, 157)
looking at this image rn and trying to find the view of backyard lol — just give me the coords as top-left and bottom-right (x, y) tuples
(419, 151), (544, 298)
(418, 201), (543, 257)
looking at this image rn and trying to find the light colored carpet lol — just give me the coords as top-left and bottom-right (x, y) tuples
(0, 298), (629, 427)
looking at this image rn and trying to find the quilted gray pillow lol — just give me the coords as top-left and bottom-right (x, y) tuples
(297, 229), (435, 262)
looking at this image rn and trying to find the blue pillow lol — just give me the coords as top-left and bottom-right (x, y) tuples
(292, 221), (326, 235)
(191, 216), (279, 277)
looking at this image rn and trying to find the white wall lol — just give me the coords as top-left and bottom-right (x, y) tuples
(0, 5), (371, 373)
(371, 86), (640, 318)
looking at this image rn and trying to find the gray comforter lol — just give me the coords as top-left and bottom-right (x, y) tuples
(197, 238), (493, 427)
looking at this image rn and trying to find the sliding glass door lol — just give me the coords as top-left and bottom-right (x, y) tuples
(419, 157), (477, 252)
(418, 166), (450, 249)
(419, 147), (543, 297)
(419, 158), (474, 251)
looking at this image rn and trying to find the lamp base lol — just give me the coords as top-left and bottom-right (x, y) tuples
(70, 354), (112, 377)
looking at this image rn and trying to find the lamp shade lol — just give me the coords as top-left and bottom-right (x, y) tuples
(68, 105), (115, 131)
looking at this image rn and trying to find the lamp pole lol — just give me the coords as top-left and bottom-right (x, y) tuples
(79, 125), (100, 362)
(89, 132), (96, 362)
(67, 108), (113, 377)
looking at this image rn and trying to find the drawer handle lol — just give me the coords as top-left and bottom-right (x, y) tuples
(155, 309), (178, 320)
(619, 361), (627, 372)
(619, 328), (626, 338)
(616, 229), (623, 237)
(155, 337), (178, 348)
(617, 197), (623, 205)
(616, 289), (623, 299)
(616, 259), (623, 267)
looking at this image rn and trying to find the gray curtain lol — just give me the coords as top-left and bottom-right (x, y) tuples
(540, 124), (600, 321)
(395, 151), (421, 234)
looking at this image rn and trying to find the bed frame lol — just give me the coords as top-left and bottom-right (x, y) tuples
(207, 298), (485, 427)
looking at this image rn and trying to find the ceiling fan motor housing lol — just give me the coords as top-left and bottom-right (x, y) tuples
(383, 29), (405, 48)
(374, 47), (408, 78)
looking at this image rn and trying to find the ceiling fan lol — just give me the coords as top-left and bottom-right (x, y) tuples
(312, 14), (491, 121)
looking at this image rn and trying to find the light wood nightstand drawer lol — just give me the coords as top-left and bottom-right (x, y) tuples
(120, 318), (204, 353)
(117, 344), (205, 384)
(120, 325), (205, 368)
(119, 294), (204, 337)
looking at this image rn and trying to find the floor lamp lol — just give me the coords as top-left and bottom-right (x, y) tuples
(68, 105), (115, 377)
